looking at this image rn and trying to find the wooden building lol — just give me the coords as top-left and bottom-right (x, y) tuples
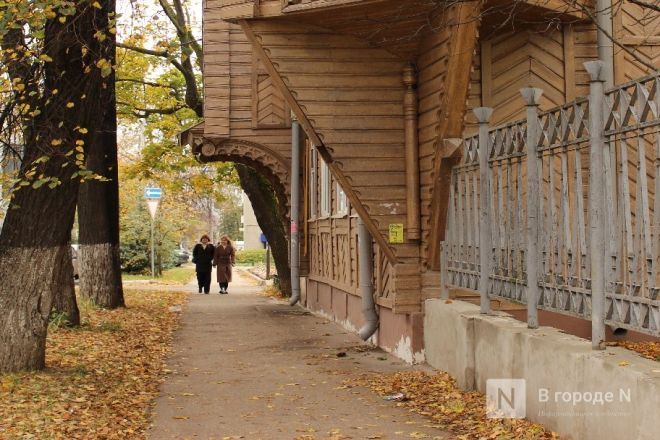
(186, 0), (659, 361)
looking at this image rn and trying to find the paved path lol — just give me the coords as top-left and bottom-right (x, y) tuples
(148, 269), (452, 440)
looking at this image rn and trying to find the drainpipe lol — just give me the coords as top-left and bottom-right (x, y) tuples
(596, 0), (615, 88)
(358, 216), (379, 340)
(289, 119), (302, 306)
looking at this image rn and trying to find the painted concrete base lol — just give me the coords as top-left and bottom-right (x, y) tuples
(424, 299), (660, 440)
(304, 278), (425, 364)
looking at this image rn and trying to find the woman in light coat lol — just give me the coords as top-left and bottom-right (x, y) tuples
(213, 235), (236, 294)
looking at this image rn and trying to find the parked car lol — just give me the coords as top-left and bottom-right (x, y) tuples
(174, 248), (190, 266)
(71, 245), (79, 279)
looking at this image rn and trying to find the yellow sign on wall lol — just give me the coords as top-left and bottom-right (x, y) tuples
(388, 224), (404, 243)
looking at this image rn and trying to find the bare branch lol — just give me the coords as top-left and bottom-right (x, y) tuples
(575, 1), (659, 74)
(117, 42), (169, 57)
(160, 0), (204, 64)
(117, 41), (197, 108)
(117, 101), (185, 118)
(117, 78), (178, 90)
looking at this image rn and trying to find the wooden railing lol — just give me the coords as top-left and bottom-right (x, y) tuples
(441, 65), (660, 340)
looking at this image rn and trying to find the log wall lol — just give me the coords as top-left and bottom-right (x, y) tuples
(202, 15), (291, 160)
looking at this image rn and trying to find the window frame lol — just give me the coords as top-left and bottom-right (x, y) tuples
(320, 157), (331, 218)
(336, 182), (348, 216)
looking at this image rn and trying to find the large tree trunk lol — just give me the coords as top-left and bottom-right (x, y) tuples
(0, 247), (72, 371)
(235, 164), (291, 296)
(51, 246), (81, 327)
(0, 1), (113, 372)
(78, 19), (124, 308)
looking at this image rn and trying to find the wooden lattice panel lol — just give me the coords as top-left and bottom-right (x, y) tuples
(481, 27), (568, 127)
(252, 55), (291, 129)
(616, 1), (660, 83)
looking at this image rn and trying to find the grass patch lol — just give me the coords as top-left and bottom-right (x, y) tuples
(235, 249), (266, 266)
(0, 289), (187, 439)
(123, 264), (195, 284)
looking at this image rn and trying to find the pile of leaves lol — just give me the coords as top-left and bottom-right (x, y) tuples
(611, 341), (660, 361)
(350, 371), (559, 440)
(0, 289), (187, 439)
(259, 284), (287, 300)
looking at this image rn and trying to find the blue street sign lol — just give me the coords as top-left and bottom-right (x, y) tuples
(144, 187), (162, 199)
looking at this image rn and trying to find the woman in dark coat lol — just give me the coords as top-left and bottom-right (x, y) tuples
(192, 235), (215, 294)
(213, 235), (236, 294)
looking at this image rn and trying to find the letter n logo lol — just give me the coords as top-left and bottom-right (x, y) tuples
(486, 379), (526, 419)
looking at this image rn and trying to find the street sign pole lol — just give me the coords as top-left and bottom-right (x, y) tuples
(150, 218), (155, 278)
(145, 187), (162, 279)
(266, 243), (271, 280)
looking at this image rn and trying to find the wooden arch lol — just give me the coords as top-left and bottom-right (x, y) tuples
(193, 137), (291, 220)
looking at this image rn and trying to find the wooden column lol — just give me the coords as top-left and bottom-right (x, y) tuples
(403, 64), (421, 241)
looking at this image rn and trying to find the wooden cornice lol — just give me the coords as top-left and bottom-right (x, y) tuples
(483, 0), (589, 24)
(522, 0), (588, 20)
(428, 1), (482, 270)
(240, 19), (398, 264)
(282, 0), (385, 14)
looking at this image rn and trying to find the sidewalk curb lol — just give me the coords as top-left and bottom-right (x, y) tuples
(236, 267), (267, 286)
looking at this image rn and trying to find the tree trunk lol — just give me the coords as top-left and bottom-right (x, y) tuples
(0, 1), (113, 372)
(0, 247), (72, 371)
(78, 23), (124, 308)
(235, 164), (291, 296)
(51, 247), (81, 327)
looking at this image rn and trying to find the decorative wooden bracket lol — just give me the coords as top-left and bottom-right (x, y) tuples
(240, 19), (397, 264)
(428, 1), (481, 270)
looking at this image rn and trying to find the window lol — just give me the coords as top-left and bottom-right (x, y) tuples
(320, 157), (331, 217)
(336, 183), (348, 215)
(309, 146), (317, 219)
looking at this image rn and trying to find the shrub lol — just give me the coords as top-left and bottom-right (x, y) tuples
(235, 249), (266, 265)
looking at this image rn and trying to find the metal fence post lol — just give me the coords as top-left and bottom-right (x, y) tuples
(585, 61), (607, 349)
(521, 88), (543, 328)
(440, 242), (449, 299)
(474, 107), (493, 314)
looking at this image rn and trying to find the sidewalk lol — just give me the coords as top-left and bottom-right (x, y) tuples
(148, 271), (453, 440)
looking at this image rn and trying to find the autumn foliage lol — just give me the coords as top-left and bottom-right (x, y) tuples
(351, 371), (560, 440)
(0, 289), (186, 439)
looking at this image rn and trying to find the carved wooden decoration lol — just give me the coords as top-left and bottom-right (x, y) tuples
(403, 64), (421, 241)
(252, 54), (291, 129)
(196, 137), (292, 212)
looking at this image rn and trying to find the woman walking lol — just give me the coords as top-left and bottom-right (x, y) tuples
(192, 235), (215, 294)
(213, 235), (236, 294)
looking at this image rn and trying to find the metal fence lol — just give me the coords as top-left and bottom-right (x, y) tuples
(440, 62), (660, 344)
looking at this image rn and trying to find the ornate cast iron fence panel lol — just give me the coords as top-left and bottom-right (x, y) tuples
(441, 70), (660, 338)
